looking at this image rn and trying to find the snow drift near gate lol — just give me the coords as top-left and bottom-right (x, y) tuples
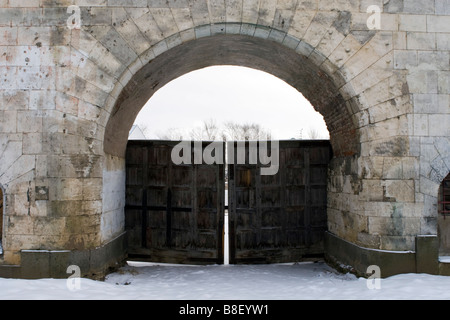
(1, 261), (450, 300)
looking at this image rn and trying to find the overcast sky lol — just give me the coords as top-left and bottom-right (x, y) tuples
(133, 65), (330, 140)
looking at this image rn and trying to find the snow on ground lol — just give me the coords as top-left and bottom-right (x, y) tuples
(1, 260), (450, 300)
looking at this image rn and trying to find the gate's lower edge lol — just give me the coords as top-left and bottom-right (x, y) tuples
(127, 247), (223, 265)
(231, 246), (324, 264)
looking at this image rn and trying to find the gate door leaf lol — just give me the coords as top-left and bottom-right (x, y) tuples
(125, 140), (225, 264)
(228, 140), (331, 264)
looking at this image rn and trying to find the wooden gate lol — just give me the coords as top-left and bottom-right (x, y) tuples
(125, 139), (330, 265)
(125, 140), (225, 264)
(228, 140), (331, 264)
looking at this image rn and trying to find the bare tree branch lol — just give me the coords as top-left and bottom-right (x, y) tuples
(307, 127), (320, 140)
(155, 128), (186, 140)
(156, 120), (272, 141)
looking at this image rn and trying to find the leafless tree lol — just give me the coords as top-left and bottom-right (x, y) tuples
(203, 118), (219, 140)
(155, 127), (186, 140)
(190, 118), (219, 140)
(155, 120), (272, 141)
(307, 127), (321, 140)
(222, 121), (272, 141)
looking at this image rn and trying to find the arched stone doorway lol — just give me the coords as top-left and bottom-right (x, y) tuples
(102, 31), (362, 266)
(95, 17), (416, 277)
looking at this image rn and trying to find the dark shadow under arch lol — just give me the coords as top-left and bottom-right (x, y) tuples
(104, 34), (359, 159)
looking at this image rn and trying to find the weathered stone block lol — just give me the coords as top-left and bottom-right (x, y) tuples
(429, 114), (450, 136)
(416, 235), (439, 274)
(403, 0), (435, 14)
(318, 0), (359, 11)
(384, 179), (415, 202)
(49, 178), (83, 201)
(427, 15), (450, 33)
(172, 7), (196, 31)
(435, 0), (450, 15)
(402, 157), (419, 179)
(150, 7), (180, 36)
(108, 0), (147, 6)
(20, 250), (51, 279)
(394, 50), (417, 69)
(437, 33), (450, 50)
(413, 114), (428, 136)
(383, 0), (403, 13)
(393, 31), (407, 49)
(0, 111), (17, 133)
(23, 133), (43, 154)
(407, 32), (436, 50)
(303, 11), (339, 48)
(325, 232), (417, 277)
(438, 71), (450, 94)
(289, 10), (315, 40)
(407, 70), (438, 94)
(418, 51), (450, 71)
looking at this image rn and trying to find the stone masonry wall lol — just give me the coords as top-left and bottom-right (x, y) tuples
(0, 0), (448, 270)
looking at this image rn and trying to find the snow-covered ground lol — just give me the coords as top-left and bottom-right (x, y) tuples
(1, 260), (450, 300)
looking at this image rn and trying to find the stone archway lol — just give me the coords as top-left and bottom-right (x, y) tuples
(104, 34), (358, 158)
(99, 24), (383, 274)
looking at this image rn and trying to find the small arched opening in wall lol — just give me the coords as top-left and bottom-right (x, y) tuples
(438, 173), (450, 258)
